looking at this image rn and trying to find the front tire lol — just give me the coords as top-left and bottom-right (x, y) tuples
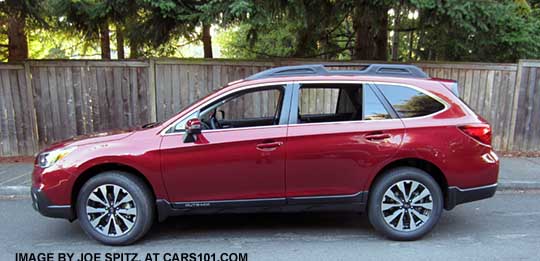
(76, 171), (154, 245)
(368, 167), (443, 241)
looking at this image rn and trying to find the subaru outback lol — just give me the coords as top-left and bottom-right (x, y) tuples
(31, 64), (498, 245)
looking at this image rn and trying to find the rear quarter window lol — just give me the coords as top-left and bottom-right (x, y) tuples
(377, 84), (445, 118)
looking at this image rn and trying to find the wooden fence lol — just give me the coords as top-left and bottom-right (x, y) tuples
(0, 59), (539, 156)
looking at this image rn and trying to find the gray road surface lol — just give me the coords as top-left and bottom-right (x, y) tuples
(0, 192), (539, 261)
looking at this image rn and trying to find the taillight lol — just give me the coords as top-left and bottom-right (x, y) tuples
(458, 124), (492, 146)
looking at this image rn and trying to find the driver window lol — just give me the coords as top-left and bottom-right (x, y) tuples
(199, 86), (284, 130)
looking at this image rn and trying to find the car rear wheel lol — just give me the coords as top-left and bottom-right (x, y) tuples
(76, 171), (154, 245)
(368, 167), (443, 240)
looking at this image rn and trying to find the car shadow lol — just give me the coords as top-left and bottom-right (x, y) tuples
(143, 212), (377, 242)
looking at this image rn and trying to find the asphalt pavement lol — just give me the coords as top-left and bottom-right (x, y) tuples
(0, 192), (539, 260)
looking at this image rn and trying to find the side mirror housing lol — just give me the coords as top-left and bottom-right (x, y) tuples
(183, 118), (202, 143)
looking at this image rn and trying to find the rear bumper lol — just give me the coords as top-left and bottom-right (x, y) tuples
(445, 183), (497, 210)
(31, 186), (75, 220)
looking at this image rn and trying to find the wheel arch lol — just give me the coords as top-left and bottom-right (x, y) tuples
(71, 163), (157, 218)
(368, 158), (449, 204)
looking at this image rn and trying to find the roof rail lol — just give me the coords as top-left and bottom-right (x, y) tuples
(245, 64), (429, 80)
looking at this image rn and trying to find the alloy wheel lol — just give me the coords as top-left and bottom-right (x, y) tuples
(381, 180), (433, 232)
(85, 184), (137, 237)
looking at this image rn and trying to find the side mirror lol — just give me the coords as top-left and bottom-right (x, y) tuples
(183, 118), (202, 143)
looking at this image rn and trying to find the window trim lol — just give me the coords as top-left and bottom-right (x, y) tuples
(161, 80), (450, 135)
(161, 82), (293, 136)
(373, 83), (450, 120)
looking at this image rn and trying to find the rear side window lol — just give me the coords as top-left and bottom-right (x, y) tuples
(296, 84), (390, 124)
(377, 84), (445, 118)
(364, 86), (391, 120)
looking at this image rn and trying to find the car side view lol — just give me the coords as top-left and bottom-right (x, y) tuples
(31, 64), (499, 245)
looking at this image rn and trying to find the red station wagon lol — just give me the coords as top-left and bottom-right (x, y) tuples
(31, 64), (499, 245)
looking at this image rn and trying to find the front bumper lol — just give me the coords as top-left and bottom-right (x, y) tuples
(31, 186), (75, 220)
(445, 183), (497, 210)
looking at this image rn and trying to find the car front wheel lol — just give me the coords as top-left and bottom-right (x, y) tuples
(368, 167), (443, 240)
(76, 171), (154, 245)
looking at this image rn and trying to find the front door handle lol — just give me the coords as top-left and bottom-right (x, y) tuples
(365, 132), (391, 141)
(256, 141), (283, 151)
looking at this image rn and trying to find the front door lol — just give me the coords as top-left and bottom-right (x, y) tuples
(160, 85), (290, 204)
(285, 83), (405, 199)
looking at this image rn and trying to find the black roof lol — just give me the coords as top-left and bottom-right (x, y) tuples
(245, 64), (429, 80)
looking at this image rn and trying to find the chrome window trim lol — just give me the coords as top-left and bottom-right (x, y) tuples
(200, 124), (286, 134)
(160, 80), (450, 136)
(287, 118), (402, 128)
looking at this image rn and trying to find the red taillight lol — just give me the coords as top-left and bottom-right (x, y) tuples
(459, 124), (492, 146)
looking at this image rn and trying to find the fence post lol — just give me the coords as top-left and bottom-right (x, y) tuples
(23, 61), (39, 155)
(507, 60), (523, 151)
(148, 58), (157, 122)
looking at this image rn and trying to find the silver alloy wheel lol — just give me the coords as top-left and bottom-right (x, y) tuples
(381, 180), (433, 232)
(85, 184), (137, 237)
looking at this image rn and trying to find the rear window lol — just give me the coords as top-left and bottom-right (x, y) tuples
(377, 84), (445, 118)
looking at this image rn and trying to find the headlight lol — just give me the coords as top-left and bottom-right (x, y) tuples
(37, 146), (77, 168)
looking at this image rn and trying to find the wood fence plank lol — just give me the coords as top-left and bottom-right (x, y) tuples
(528, 68), (540, 151)
(112, 67), (123, 129)
(514, 68), (530, 151)
(17, 68), (32, 154)
(55, 67), (68, 139)
(523, 68), (537, 151)
(138, 67), (150, 123)
(81, 65), (94, 133)
(0, 71), (11, 155)
(129, 68), (139, 125)
(503, 70), (518, 150)
(171, 65), (181, 113)
(483, 70), (495, 123)
(476, 70), (488, 114)
(9, 70), (23, 155)
(87, 67), (100, 132)
(47, 66), (62, 141)
(39, 67), (53, 145)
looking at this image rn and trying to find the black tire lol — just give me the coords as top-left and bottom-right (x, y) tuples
(76, 171), (154, 245)
(368, 167), (443, 241)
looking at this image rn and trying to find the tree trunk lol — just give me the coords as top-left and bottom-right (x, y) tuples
(7, 15), (28, 61)
(352, 0), (389, 60)
(129, 41), (140, 59)
(116, 25), (125, 59)
(391, 1), (403, 61)
(202, 23), (213, 58)
(408, 31), (413, 60)
(100, 22), (111, 60)
(292, 2), (320, 58)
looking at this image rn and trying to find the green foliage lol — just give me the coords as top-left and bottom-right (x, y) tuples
(413, 0), (540, 61)
(216, 0), (354, 58)
(1, 0), (540, 62)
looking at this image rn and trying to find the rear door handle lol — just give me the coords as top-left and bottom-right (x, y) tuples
(365, 133), (391, 141)
(256, 141), (283, 151)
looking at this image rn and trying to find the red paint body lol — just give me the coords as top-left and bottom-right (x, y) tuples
(32, 75), (499, 208)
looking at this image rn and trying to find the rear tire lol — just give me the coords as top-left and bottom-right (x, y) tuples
(368, 167), (443, 241)
(76, 171), (154, 245)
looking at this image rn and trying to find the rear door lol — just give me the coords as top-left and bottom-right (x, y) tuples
(285, 82), (405, 200)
